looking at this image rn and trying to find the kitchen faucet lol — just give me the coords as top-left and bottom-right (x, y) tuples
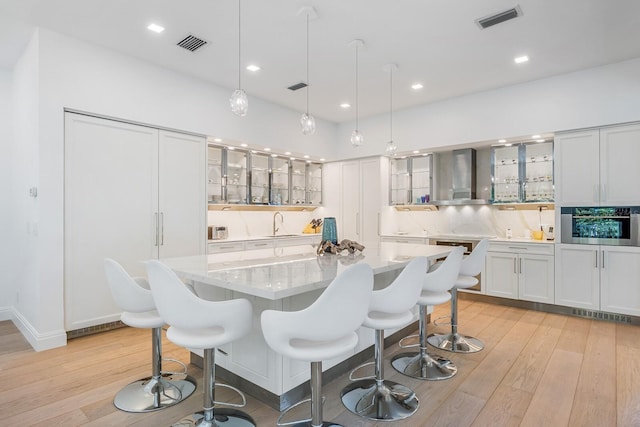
(273, 211), (283, 236)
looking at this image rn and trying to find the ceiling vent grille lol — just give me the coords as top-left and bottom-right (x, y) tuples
(177, 34), (208, 52)
(476, 6), (522, 29)
(287, 82), (308, 91)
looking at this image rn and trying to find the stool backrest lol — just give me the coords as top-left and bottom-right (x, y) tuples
(104, 258), (155, 313)
(424, 246), (464, 292)
(146, 260), (251, 335)
(369, 256), (427, 314)
(460, 238), (489, 277)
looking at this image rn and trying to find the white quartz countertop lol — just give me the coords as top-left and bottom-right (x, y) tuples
(162, 243), (453, 300)
(381, 233), (554, 244)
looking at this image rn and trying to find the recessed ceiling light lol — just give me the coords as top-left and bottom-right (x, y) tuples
(498, 139), (507, 143)
(320, 158), (325, 162)
(413, 150), (420, 154)
(504, 143), (513, 147)
(227, 146), (235, 150)
(514, 55), (529, 64)
(536, 139), (545, 142)
(290, 157), (296, 160)
(147, 23), (165, 33)
(532, 134), (541, 139)
(264, 147), (271, 151)
(213, 138), (222, 142)
(240, 143), (248, 147)
(251, 150), (257, 154)
(271, 154), (278, 157)
(246, 64), (261, 72)
(306, 160), (312, 164)
(340, 103), (351, 109)
(303, 155), (310, 159)
(284, 151), (291, 155)
(411, 83), (424, 90)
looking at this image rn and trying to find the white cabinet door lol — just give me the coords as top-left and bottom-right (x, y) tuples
(555, 244), (600, 310)
(485, 252), (518, 299)
(360, 158), (383, 249)
(519, 254), (554, 303)
(65, 114), (159, 330)
(158, 130), (206, 259)
(600, 124), (640, 205)
(600, 246), (640, 316)
(554, 130), (600, 206)
(340, 161), (360, 242)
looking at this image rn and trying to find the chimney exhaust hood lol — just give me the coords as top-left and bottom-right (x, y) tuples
(432, 148), (489, 205)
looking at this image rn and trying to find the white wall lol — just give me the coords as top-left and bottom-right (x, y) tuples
(334, 56), (640, 159)
(0, 68), (15, 319)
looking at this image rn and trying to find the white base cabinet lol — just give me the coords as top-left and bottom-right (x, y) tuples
(485, 242), (554, 303)
(556, 244), (640, 316)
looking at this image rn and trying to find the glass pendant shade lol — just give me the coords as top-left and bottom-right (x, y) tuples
(300, 113), (316, 135)
(351, 130), (364, 147)
(230, 89), (248, 117)
(385, 140), (398, 155)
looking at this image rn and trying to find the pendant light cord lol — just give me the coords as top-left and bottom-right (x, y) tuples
(355, 44), (359, 132)
(389, 67), (393, 141)
(306, 13), (310, 115)
(238, 0), (242, 90)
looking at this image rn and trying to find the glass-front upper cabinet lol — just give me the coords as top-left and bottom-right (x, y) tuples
(249, 152), (270, 204)
(306, 162), (322, 205)
(389, 155), (432, 205)
(270, 156), (289, 205)
(291, 160), (306, 205)
(207, 145), (223, 204)
(390, 158), (410, 205)
(491, 141), (553, 203)
(225, 149), (248, 204)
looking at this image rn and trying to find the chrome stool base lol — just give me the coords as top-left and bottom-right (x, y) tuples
(114, 374), (196, 413)
(391, 352), (457, 381)
(341, 379), (418, 420)
(427, 332), (484, 353)
(173, 408), (255, 427)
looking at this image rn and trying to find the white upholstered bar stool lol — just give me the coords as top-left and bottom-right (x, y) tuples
(261, 263), (374, 427)
(391, 247), (464, 380)
(427, 239), (489, 353)
(104, 258), (196, 412)
(340, 256), (427, 421)
(146, 260), (256, 427)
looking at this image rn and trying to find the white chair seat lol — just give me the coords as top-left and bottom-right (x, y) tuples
(166, 326), (226, 350)
(418, 290), (451, 306)
(364, 310), (414, 330)
(286, 334), (359, 361)
(121, 310), (164, 329)
(455, 275), (478, 289)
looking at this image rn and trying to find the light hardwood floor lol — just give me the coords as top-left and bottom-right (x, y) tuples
(2, 299), (639, 426)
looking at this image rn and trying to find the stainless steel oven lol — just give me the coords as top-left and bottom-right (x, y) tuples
(433, 238), (481, 292)
(560, 206), (640, 246)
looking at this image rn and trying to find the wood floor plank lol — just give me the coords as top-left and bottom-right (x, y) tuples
(554, 315), (590, 354)
(519, 349), (582, 427)
(471, 385), (532, 427)
(616, 344), (640, 427)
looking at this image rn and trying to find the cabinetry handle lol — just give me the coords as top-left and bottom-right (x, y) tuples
(594, 250), (598, 268)
(160, 212), (164, 245)
(602, 251), (605, 269)
(514, 258), (517, 274)
(519, 257), (522, 274)
(254, 243), (268, 247)
(356, 212), (360, 236)
(154, 212), (159, 246)
(509, 246), (528, 250)
(377, 213), (380, 237)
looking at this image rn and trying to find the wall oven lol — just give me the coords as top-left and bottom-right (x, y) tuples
(433, 238), (481, 292)
(560, 206), (640, 246)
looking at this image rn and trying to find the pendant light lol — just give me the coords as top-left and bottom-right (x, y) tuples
(349, 39), (364, 147)
(230, 0), (248, 116)
(300, 7), (317, 135)
(384, 63), (398, 156)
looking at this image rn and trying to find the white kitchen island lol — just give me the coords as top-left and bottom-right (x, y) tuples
(161, 242), (453, 409)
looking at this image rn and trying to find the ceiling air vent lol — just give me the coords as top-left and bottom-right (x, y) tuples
(287, 82), (308, 91)
(177, 34), (208, 52)
(476, 6), (522, 29)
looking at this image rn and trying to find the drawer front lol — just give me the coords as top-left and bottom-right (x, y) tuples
(208, 242), (245, 253)
(381, 236), (428, 244)
(245, 240), (275, 250)
(488, 241), (554, 256)
(275, 236), (313, 247)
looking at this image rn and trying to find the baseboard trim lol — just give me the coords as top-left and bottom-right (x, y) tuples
(0, 306), (13, 321)
(12, 308), (67, 352)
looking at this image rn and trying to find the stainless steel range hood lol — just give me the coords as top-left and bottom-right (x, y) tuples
(432, 148), (489, 205)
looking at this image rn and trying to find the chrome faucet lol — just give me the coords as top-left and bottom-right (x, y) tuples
(273, 211), (283, 236)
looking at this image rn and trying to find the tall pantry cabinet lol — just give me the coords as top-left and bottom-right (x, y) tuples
(324, 157), (388, 250)
(64, 113), (206, 331)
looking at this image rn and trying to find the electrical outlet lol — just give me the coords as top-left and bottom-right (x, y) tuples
(29, 187), (38, 197)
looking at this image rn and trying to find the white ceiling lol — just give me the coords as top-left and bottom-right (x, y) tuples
(2, 0), (640, 123)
